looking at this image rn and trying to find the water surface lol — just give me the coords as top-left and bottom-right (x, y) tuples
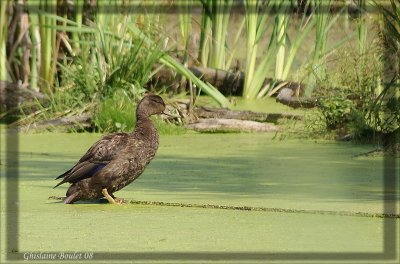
(1, 132), (398, 259)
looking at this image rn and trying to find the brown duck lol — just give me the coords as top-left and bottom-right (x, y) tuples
(54, 94), (166, 204)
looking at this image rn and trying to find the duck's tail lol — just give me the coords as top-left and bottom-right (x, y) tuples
(55, 169), (72, 180)
(53, 180), (67, 189)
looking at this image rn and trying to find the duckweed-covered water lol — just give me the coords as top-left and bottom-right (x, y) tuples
(1, 131), (399, 261)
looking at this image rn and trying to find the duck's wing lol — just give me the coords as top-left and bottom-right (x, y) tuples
(54, 133), (129, 187)
(77, 133), (129, 163)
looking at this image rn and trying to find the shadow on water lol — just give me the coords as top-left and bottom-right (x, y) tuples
(12, 150), (398, 203)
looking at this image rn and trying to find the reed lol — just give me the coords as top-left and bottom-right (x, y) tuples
(358, 0), (367, 57)
(259, 3), (317, 98)
(198, 1), (211, 67)
(178, 0), (192, 65)
(306, 0), (346, 96)
(225, 17), (245, 70)
(281, 9), (316, 81)
(243, 0), (262, 99)
(274, 13), (288, 80)
(244, 0), (307, 99)
(29, 12), (39, 90)
(0, 0), (8, 81)
(210, 0), (232, 69)
(312, 0), (330, 75)
(199, 0), (233, 69)
(72, 0), (83, 51)
(38, 0), (57, 92)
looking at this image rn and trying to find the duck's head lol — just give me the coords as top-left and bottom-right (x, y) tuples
(136, 94), (166, 119)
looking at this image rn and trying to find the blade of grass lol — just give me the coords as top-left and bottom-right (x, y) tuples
(161, 55), (230, 107)
(198, 0), (211, 67)
(305, 0), (332, 96)
(281, 12), (316, 80)
(38, 0), (57, 92)
(29, 12), (39, 90)
(244, 0), (289, 99)
(72, 0), (83, 51)
(207, 0), (233, 69)
(178, 0), (192, 66)
(274, 13), (289, 80)
(243, 0), (259, 98)
(225, 17), (245, 70)
(0, 0), (8, 81)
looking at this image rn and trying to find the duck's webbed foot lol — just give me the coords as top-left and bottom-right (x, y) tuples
(102, 188), (119, 204)
(114, 198), (125, 204)
(110, 193), (125, 204)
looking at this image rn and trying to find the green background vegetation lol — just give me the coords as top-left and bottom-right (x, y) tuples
(0, 0), (398, 141)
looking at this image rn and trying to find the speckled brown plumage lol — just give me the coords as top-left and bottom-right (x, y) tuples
(54, 95), (166, 204)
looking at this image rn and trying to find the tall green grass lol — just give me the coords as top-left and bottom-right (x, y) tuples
(11, 0), (393, 127)
(307, 0), (399, 139)
(18, 12), (164, 128)
(58, 16), (162, 102)
(30, 1), (229, 107)
(18, 6), (230, 131)
(127, 22), (231, 107)
(304, 0), (352, 96)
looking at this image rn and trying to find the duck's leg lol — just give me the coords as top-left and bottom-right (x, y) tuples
(102, 188), (117, 204)
(64, 192), (80, 204)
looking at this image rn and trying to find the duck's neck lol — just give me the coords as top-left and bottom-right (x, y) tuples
(133, 116), (159, 144)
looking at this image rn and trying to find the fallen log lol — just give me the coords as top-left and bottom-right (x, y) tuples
(17, 114), (92, 132)
(0, 81), (46, 121)
(275, 88), (317, 108)
(193, 106), (302, 123)
(186, 118), (279, 133)
(15, 105), (289, 133)
(188, 66), (245, 96)
(150, 65), (317, 108)
(152, 65), (306, 97)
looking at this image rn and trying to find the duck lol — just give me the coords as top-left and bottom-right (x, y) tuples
(54, 94), (166, 204)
